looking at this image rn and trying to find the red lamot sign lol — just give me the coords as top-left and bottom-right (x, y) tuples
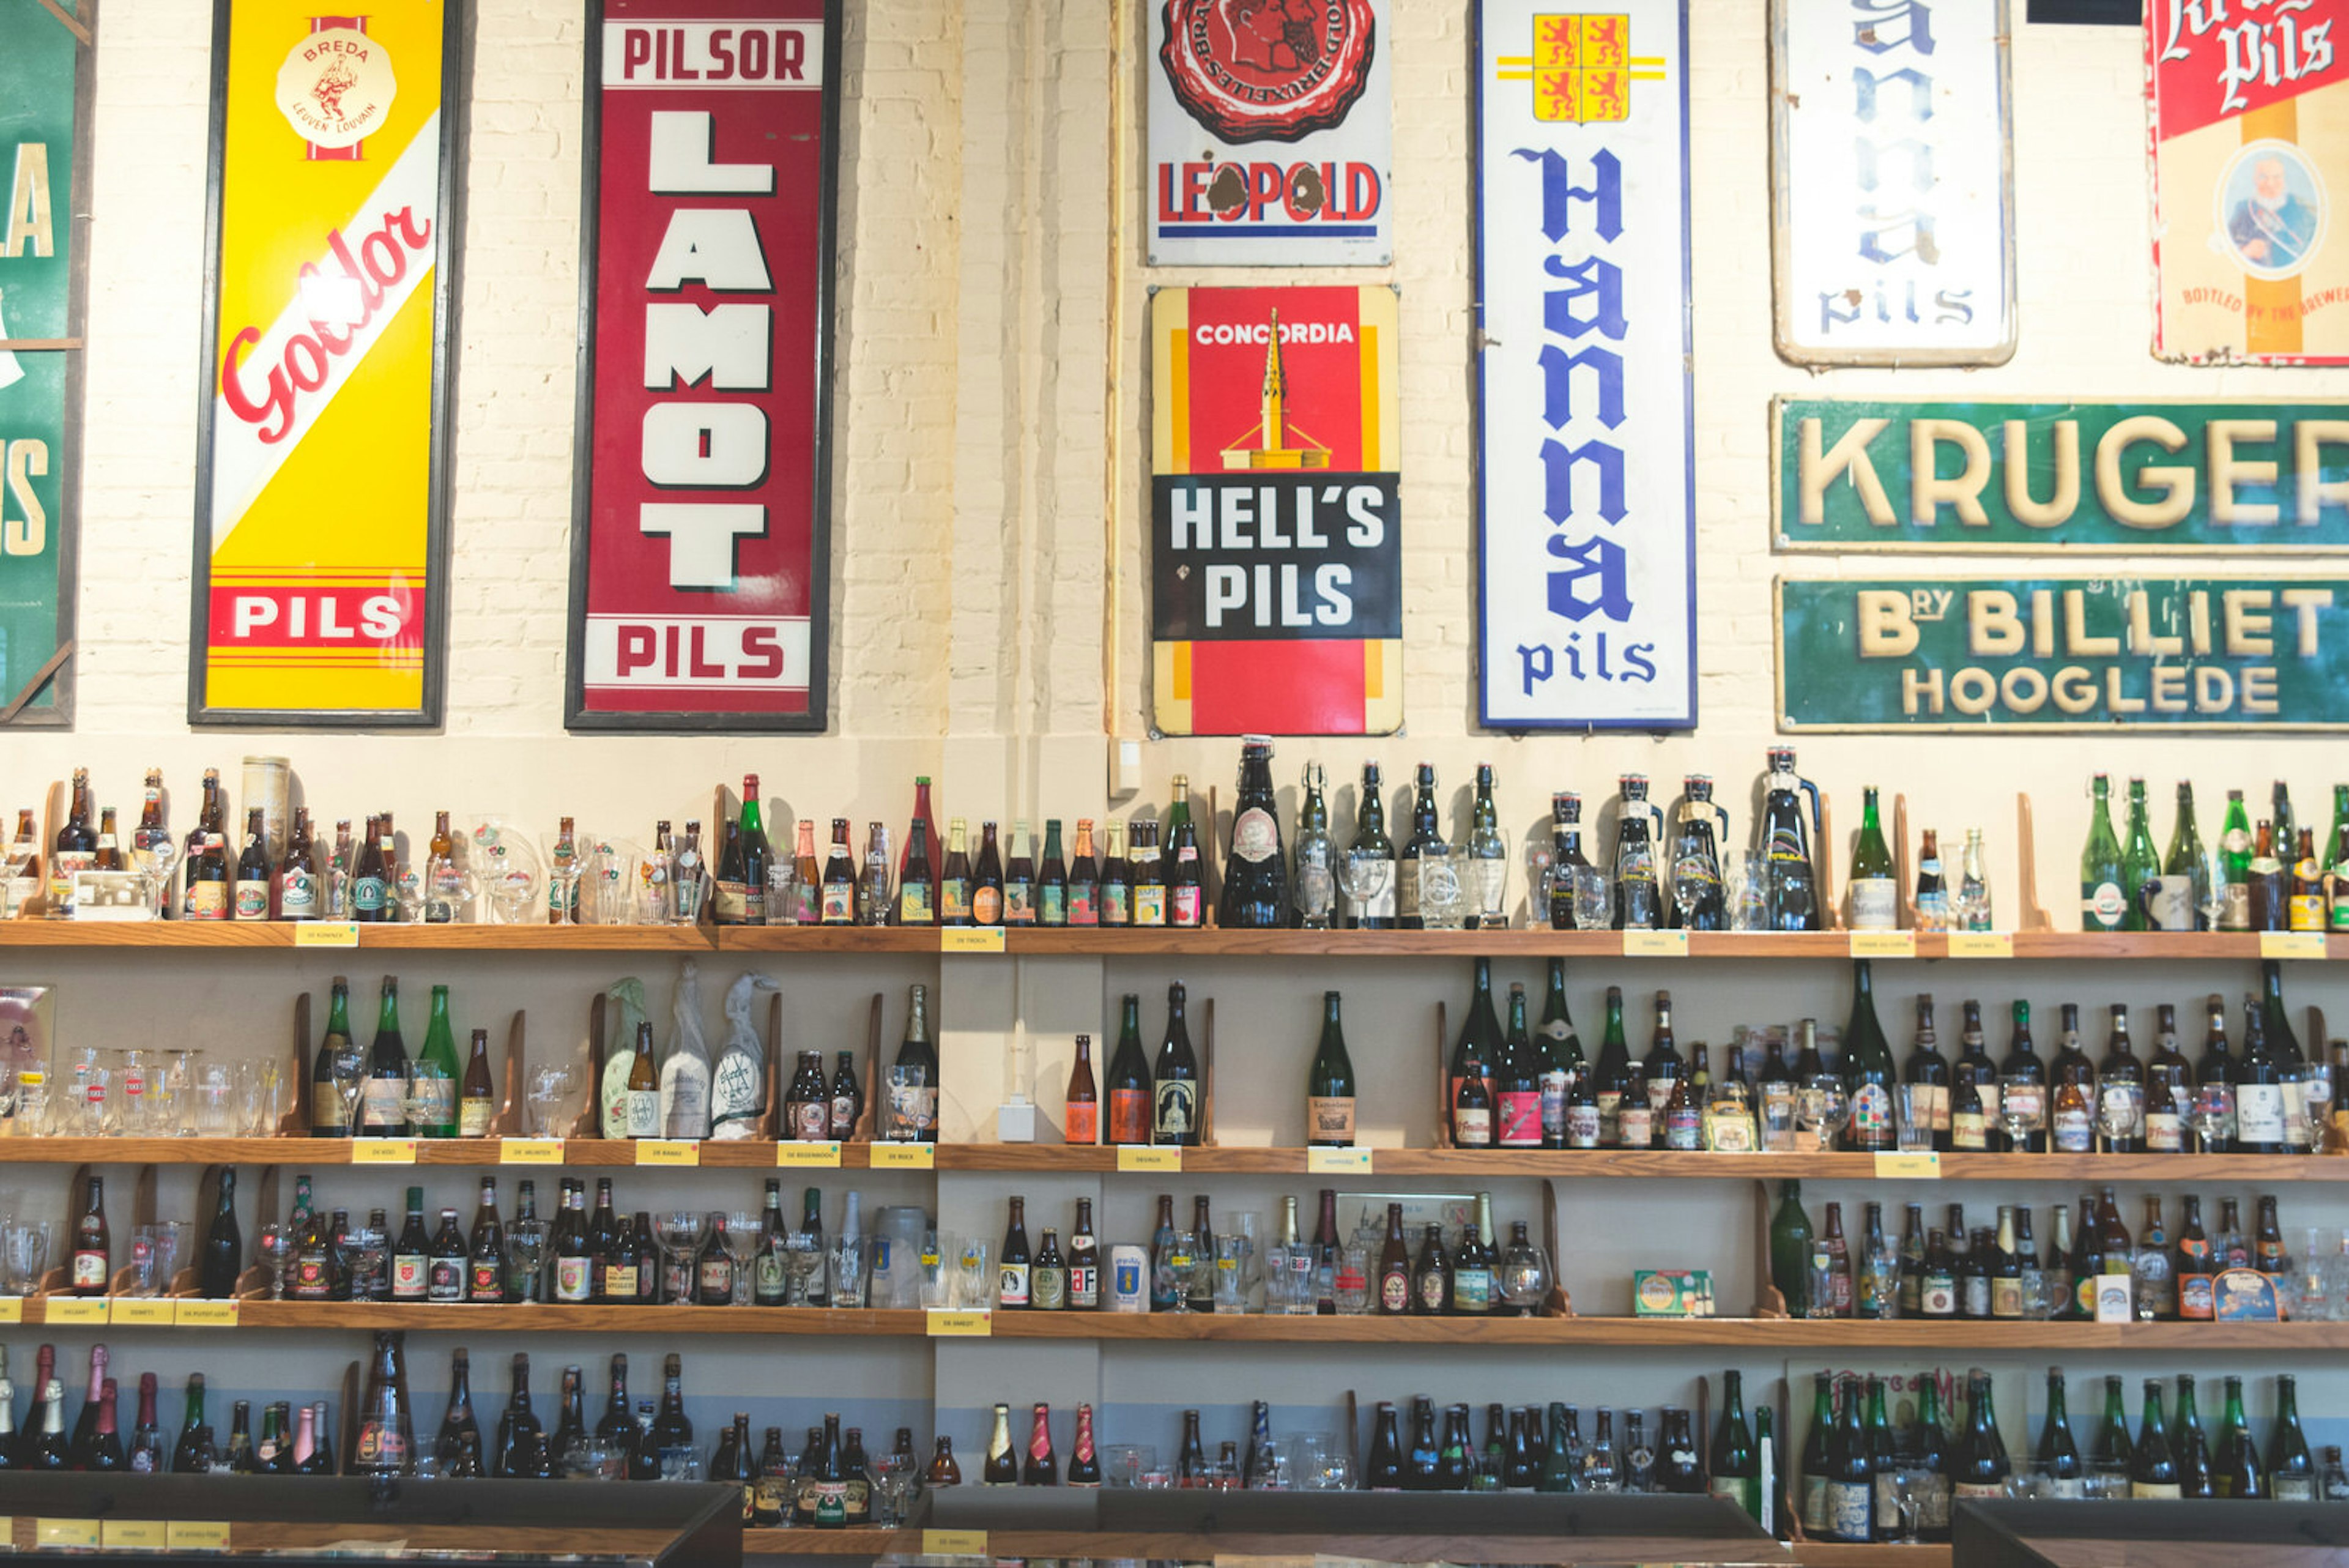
(566, 0), (839, 730)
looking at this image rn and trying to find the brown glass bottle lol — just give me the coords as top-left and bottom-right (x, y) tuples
(973, 822), (1005, 926)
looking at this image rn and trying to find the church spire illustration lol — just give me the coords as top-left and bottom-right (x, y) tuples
(1220, 310), (1331, 470)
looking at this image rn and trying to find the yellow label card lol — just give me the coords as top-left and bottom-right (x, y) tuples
(774, 1142), (843, 1167)
(1873, 1151), (1942, 1179)
(1305, 1147), (1372, 1173)
(870, 1143), (935, 1169)
(295, 922), (360, 948)
(2262, 932), (2328, 960)
(1945, 931), (2013, 958)
(1848, 931), (1916, 958)
(176, 1301), (240, 1328)
(500, 1139), (565, 1165)
(352, 1138), (418, 1164)
(941, 927), (1006, 953)
(109, 1299), (174, 1326)
(634, 1139), (701, 1167)
(926, 1309), (991, 1337)
(1118, 1146), (1181, 1172)
(1622, 930), (1687, 957)
(43, 1299), (105, 1324)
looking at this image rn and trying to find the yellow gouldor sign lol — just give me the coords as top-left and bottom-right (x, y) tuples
(192, 2), (456, 724)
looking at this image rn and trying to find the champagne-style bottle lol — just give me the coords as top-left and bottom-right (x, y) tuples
(1152, 983), (1200, 1145)
(1307, 990), (1355, 1146)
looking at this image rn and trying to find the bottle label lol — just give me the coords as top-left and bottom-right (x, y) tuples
(2130, 1481), (2182, 1499)
(1539, 1069), (1568, 1140)
(973, 885), (1004, 924)
(1921, 1269), (1956, 1315)
(1108, 1088), (1151, 1144)
(1645, 1075), (1675, 1117)
(1453, 1105), (1492, 1146)
(361, 1076), (406, 1131)
(626, 1089), (661, 1140)
(1067, 885), (1097, 924)
(1800, 1475), (1830, 1534)
(2146, 1106), (2184, 1152)
(1847, 876), (1898, 930)
(1664, 1105), (1702, 1150)
(2097, 1082), (2144, 1140)
(428, 1259), (462, 1301)
(1951, 1108), (1987, 1150)
(1952, 1482), (2006, 1499)
(1171, 885), (1202, 926)
(1004, 880), (1035, 924)
(1416, 1268), (1447, 1312)
(414, 1077), (456, 1130)
(712, 879), (748, 923)
(1032, 1266), (1066, 1310)
(998, 1261), (1030, 1306)
(1827, 1479), (1872, 1542)
(392, 1253), (428, 1298)
(1308, 1095), (1356, 1144)
(697, 1255), (732, 1299)
(469, 1260), (502, 1301)
(1850, 1081), (1893, 1139)
(1397, 858), (1422, 920)
(822, 880), (856, 923)
(2284, 1077), (2312, 1147)
(2051, 1105), (2093, 1152)
(889, 1079), (940, 1140)
(1616, 1104), (1652, 1149)
(73, 1248), (106, 1288)
(1908, 1081), (1949, 1132)
(1063, 1101), (1097, 1145)
(2237, 1082), (2287, 1144)
(1564, 1102), (1602, 1148)
(1153, 1079), (1198, 1141)
(1710, 1474), (1761, 1520)
(313, 1081), (346, 1134)
(1069, 1261), (1098, 1307)
(188, 879), (230, 920)
(791, 1099), (830, 1140)
(1099, 879), (1129, 924)
(555, 1257), (593, 1302)
(1039, 885), (1065, 925)
(1232, 808), (1278, 863)
(830, 1092), (856, 1138)
(1132, 885), (1166, 926)
(352, 875), (385, 915)
(1379, 1266), (1410, 1312)
(234, 880), (271, 920)
(2291, 890), (2327, 931)
(1991, 1274), (2023, 1318)
(941, 878), (971, 923)
(899, 882), (935, 925)
(2274, 1476), (2317, 1502)
(2082, 880), (2126, 929)
(1497, 1090), (1543, 1146)
(2179, 1265), (2214, 1320)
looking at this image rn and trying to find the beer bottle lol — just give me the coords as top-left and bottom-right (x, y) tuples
(1447, 958), (1502, 1140)
(1060, 1032), (1097, 1147)
(1435, 1404), (1475, 1490)
(2174, 1194), (2214, 1320)
(1797, 1375), (1835, 1535)
(2137, 1195), (2175, 1320)
(1611, 775), (1662, 931)
(1548, 792), (1590, 930)
(1346, 761), (1397, 929)
(2132, 1380), (2181, 1498)
(1821, 1203), (1852, 1317)
(829, 1049), (863, 1140)
(1898, 1203), (1926, 1314)
(2288, 827), (2326, 931)
(277, 806), (321, 921)
(1127, 820), (1163, 927)
(1218, 738), (1288, 927)
(1453, 1194), (1496, 1314)
(1307, 990), (1356, 1146)
(2115, 776), (2161, 931)
(1537, 959), (1580, 1148)
(1036, 819), (1068, 927)
(1913, 826), (1948, 931)
(2255, 1194), (2288, 1286)
(982, 1403), (1018, 1485)
(1020, 1403), (1058, 1485)
(1846, 787), (1897, 931)
(425, 1208), (466, 1302)
(839, 1425), (873, 1520)
(1998, 1000), (2047, 1151)
(2249, 818), (2289, 931)
(2086, 1374), (2133, 1476)
(350, 1331), (412, 1477)
(70, 1175), (107, 1295)
(1146, 1195), (1179, 1311)
(1903, 997), (1950, 1150)
(385, 1187), (428, 1302)
(939, 819), (973, 926)
(1497, 985), (1545, 1148)
(1593, 985), (1631, 1146)
(2196, 993), (2236, 1151)
(360, 978), (410, 1136)
(2081, 773), (2126, 931)
(2214, 787), (2253, 928)
(1822, 1377), (1872, 1541)
(1396, 763), (1444, 929)
(998, 1197), (1032, 1308)
(782, 1049), (826, 1143)
(1709, 1370), (1761, 1522)
(1947, 1000), (1995, 1151)
(1464, 763), (1508, 929)
(2174, 1375), (2214, 1498)
(881, 984), (937, 1139)
(1767, 1180), (1813, 1317)
(1167, 782), (1206, 929)
(2269, 1375), (2316, 1501)
(231, 808), (272, 920)
(1841, 961), (1896, 1150)
(1452, 1066), (1494, 1149)
(1412, 1222), (1452, 1315)
(223, 1399), (253, 1475)
(170, 1375), (213, 1475)
(1987, 1205), (2023, 1320)
(199, 1167), (242, 1298)
(2214, 1375), (2266, 1498)
(1910, 1378), (1951, 1540)
(467, 1177), (506, 1304)
(1638, 987), (1682, 1145)
(1099, 820), (1132, 926)
(75, 1378), (124, 1472)
(187, 828), (231, 921)
(816, 819), (855, 925)
(1151, 983), (1200, 1145)
(1951, 1372), (2009, 1501)
(458, 1028), (495, 1138)
(348, 812), (387, 924)
(1362, 1401), (1404, 1490)
(1066, 819), (1100, 926)
(410, 984), (459, 1138)
(2143, 1003), (2192, 1153)
(21, 1380), (65, 1470)
(2038, 1369), (2083, 1496)
(2235, 993), (2288, 1154)
(899, 817), (937, 928)
(1376, 1202), (1411, 1315)
(1000, 819), (1036, 926)
(1031, 1227), (1066, 1310)
(1068, 1198), (1099, 1309)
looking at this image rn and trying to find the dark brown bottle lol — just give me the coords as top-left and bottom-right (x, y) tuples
(999, 1197), (1033, 1308)
(1063, 1035), (1099, 1146)
(927, 1435), (962, 1485)
(973, 822), (1006, 926)
(71, 1176), (108, 1296)
(1376, 1202), (1411, 1315)
(352, 1330), (412, 1476)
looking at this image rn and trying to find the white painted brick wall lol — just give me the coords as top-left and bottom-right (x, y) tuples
(16, 1), (2348, 908)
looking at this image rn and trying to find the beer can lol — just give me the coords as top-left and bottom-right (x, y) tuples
(1108, 1244), (1148, 1312)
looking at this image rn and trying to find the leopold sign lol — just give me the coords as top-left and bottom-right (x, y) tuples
(1778, 575), (2349, 730)
(1775, 398), (2349, 551)
(566, 0), (840, 732)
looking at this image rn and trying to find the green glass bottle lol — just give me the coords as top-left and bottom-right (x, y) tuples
(1863, 1377), (1896, 1542)
(2329, 784), (2349, 932)
(1768, 1180), (1814, 1318)
(1825, 1375), (1872, 1542)
(2273, 779), (2298, 869)
(2120, 778), (2162, 931)
(1798, 1373), (1835, 1537)
(1464, 764), (1507, 931)
(1537, 1403), (1575, 1493)
(1305, 991), (1356, 1148)
(1752, 1405), (1778, 1534)
(1707, 1370), (1759, 1522)
(1950, 1372), (2010, 1499)
(2268, 1374), (2315, 1501)
(2175, 1373), (2215, 1498)
(1847, 787), (1898, 931)
(415, 985), (461, 1138)
(2164, 781), (2209, 931)
(360, 978), (410, 1137)
(1910, 1373), (1951, 1542)
(2131, 1379), (2180, 1498)
(1535, 959), (1579, 1150)
(1594, 985), (1631, 1148)
(2095, 1375), (2135, 1474)
(2038, 1368), (2084, 1497)
(2081, 773), (2126, 931)
(2219, 789), (2254, 931)
(1841, 960), (1897, 1151)
(2214, 1375), (2265, 1499)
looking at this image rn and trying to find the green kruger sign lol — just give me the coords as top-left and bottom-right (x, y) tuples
(1773, 398), (2349, 554)
(1777, 576), (2349, 732)
(0, 0), (91, 725)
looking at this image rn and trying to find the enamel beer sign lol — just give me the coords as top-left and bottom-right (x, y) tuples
(1149, 285), (1402, 735)
(2148, 0), (2349, 363)
(190, 1), (462, 726)
(565, 0), (841, 732)
(0, 0), (93, 727)
(1475, 2), (1698, 730)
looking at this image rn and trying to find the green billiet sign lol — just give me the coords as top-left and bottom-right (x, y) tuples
(1778, 576), (2349, 732)
(1775, 398), (2349, 553)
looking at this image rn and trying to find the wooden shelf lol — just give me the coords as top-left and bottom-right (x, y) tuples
(0, 922), (2332, 960)
(6, 1137), (2339, 1182)
(743, 1526), (908, 1555)
(24, 1301), (2345, 1348)
(740, 1526), (1842, 1562)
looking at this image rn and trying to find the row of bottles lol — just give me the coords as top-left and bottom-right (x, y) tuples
(1417, 956), (2338, 1156)
(2081, 775), (2349, 934)
(1766, 1184), (2298, 1322)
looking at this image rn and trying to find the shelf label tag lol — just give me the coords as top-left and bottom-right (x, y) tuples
(1118, 1146), (1181, 1172)
(1848, 931), (1916, 958)
(1622, 930), (1687, 957)
(942, 927), (1006, 953)
(102, 1520), (168, 1549)
(295, 921), (360, 948)
(924, 1531), (988, 1555)
(352, 1138), (418, 1164)
(36, 1520), (100, 1548)
(1873, 1151), (1941, 1179)
(0, 1298), (24, 1325)
(634, 1139), (701, 1167)
(775, 1141), (843, 1167)
(500, 1139), (565, 1165)
(176, 1300), (239, 1328)
(871, 1143), (935, 1169)
(168, 1523), (232, 1550)
(44, 1299), (105, 1323)
(2262, 932), (2328, 959)
(1306, 1147), (1372, 1173)
(926, 1309), (992, 1337)
(110, 1298), (174, 1326)
(1945, 931), (2013, 958)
